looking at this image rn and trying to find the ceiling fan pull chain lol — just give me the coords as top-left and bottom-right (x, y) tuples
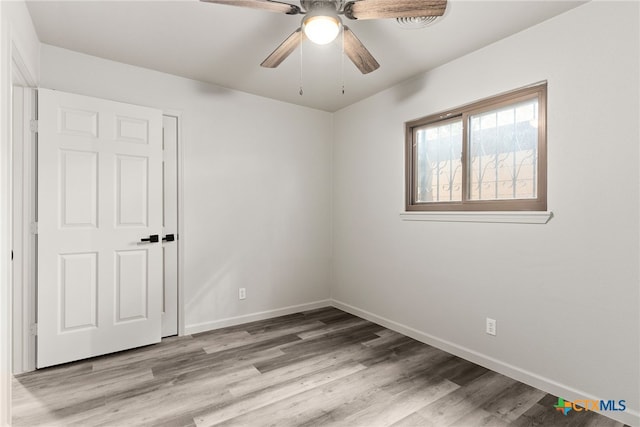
(341, 28), (345, 95)
(299, 34), (304, 96)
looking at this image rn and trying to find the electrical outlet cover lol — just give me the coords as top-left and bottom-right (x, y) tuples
(486, 318), (497, 336)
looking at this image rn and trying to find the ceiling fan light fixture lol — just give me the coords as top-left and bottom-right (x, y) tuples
(303, 15), (341, 45)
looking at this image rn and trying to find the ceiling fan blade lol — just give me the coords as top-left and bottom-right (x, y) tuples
(343, 26), (380, 74)
(261, 28), (304, 68)
(344, 0), (446, 20)
(200, 0), (301, 15)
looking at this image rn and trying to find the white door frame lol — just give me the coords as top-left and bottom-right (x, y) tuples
(11, 86), (36, 374)
(10, 42), (37, 376)
(10, 96), (185, 372)
(2, 25), (39, 427)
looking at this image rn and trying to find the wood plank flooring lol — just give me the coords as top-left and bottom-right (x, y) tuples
(12, 307), (628, 427)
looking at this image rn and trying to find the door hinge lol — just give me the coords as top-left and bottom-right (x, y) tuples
(30, 119), (38, 133)
(30, 323), (37, 336)
(30, 222), (38, 235)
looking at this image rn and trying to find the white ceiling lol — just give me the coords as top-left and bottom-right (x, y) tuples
(26, 0), (585, 112)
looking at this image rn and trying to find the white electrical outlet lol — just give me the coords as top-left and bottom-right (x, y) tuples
(486, 318), (497, 336)
(239, 288), (246, 300)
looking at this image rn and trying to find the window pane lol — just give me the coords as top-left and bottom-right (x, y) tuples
(415, 120), (463, 202)
(468, 99), (538, 201)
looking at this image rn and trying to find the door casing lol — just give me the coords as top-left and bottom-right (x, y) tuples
(11, 86), (36, 373)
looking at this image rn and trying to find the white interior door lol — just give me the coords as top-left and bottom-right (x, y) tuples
(37, 88), (163, 368)
(161, 115), (178, 337)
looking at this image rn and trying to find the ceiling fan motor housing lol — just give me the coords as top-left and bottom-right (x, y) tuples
(301, 0), (344, 13)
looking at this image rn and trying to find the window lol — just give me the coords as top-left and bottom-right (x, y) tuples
(405, 82), (547, 211)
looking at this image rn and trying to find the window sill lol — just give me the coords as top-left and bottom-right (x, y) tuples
(399, 211), (553, 224)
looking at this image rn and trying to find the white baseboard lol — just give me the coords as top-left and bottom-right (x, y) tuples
(331, 299), (639, 427)
(184, 299), (332, 335)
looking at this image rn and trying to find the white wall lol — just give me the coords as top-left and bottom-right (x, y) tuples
(332, 2), (639, 425)
(40, 45), (333, 334)
(0, 0), (40, 424)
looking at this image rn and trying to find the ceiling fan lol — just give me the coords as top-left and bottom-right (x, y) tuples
(200, 0), (448, 74)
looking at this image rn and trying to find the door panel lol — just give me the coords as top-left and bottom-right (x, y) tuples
(59, 108), (98, 137)
(37, 88), (163, 368)
(116, 155), (148, 227)
(60, 150), (98, 228)
(115, 250), (148, 322)
(116, 115), (150, 144)
(60, 252), (98, 331)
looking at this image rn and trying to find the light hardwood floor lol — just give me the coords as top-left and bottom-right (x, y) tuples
(12, 307), (628, 426)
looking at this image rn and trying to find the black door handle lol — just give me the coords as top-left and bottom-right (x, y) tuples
(140, 234), (159, 243)
(162, 234), (175, 242)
